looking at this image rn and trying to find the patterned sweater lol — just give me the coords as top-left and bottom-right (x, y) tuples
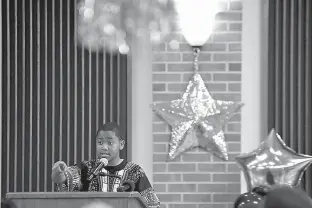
(56, 159), (160, 208)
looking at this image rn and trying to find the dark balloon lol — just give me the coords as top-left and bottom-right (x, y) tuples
(252, 185), (270, 196)
(234, 192), (263, 208)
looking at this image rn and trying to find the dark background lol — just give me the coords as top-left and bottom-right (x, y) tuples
(267, 0), (312, 195)
(1, 0), (128, 196)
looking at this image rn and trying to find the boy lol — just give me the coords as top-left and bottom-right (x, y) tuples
(51, 122), (160, 208)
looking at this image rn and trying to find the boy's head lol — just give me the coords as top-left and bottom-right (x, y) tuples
(96, 122), (125, 165)
(262, 186), (312, 208)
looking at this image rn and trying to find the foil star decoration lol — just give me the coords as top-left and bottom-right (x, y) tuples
(236, 129), (312, 191)
(151, 73), (243, 161)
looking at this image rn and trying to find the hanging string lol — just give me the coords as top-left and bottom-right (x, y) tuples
(193, 47), (200, 73)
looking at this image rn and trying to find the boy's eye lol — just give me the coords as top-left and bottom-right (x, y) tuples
(98, 141), (104, 145)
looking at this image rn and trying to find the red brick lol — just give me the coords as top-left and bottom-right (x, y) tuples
(169, 204), (197, 208)
(168, 164), (196, 172)
(154, 173), (182, 182)
(216, 12), (242, 21)
(229, 1), (242, 11)
(153, 63), (166, 72)
(227, 183), (241, 193)
(183, 73), (212, 82)
(213, 93), (241, 101)
(153, 93), (181, 102)
(169, 43), (226, 52)
(154, 153), (182, 162)
(198, 204), (227, 208)
(183, 174), (211, 182)
(198, 163), (226, 172)
(167, 63), (226, 72)
(200, 63), (226, 71)
(214, 23), (228, 32)
(228, 63), (241, 71)
(212, 173), (240, 182)
(183, 194), (211, 202)
(153, 74), (181, 82)
(228, 142), (241, 152)
(213, 193), (239, 203)
(154, 184), (167, 192)
(228, 44), (241, 52)
(153, 53), (181, 62)
(182, 53), (211, 62)
(227, 163), (241, 172)
(158, 194), (182, 202)
(154, 143), (167, 153)
(229, 23), (242, 31)
(224, 133), (240, 142)
(168, 184), (197, 192)
(167, 63), (193, 72)
(153, 123), (167, 133)
(153, 134), (170, 142)
(213, 33), (241, 42)
(167, 83), (226, 92)
(228, 83), (241, 92)
(182, 153), (211, 162)
(213, 73), (241, 82)
(153, 163), (167, 172)
(213, 53), (241, 62)
(198, 184), (227, 192)
(153, 83), (166, 92)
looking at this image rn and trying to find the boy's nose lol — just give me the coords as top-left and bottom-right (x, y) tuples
(102, 144), (109, 150)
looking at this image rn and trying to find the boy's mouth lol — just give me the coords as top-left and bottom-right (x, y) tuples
(100, 153), (110, 157)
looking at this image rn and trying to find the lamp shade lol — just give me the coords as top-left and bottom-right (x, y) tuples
(175, 0), (220, 46)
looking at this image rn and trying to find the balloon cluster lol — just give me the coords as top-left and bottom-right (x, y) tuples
(236, 129), (312, 191)
(77, 0), (176, 54)
(234, 186), (312, 208)
(233, 129), (312, 208)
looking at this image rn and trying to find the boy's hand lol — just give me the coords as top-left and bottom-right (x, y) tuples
(51, 161), (68, 184)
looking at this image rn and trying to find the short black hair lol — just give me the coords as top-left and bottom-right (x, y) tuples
(97, 122), (125, 141)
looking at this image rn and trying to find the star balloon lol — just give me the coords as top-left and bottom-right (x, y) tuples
(236, 129), (312, 191)
(151, 73), (243, 161)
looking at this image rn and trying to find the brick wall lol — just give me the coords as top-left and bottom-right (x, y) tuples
(152, 1), (242, 208)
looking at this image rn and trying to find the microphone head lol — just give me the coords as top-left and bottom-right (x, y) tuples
(100, 158), (108, 166)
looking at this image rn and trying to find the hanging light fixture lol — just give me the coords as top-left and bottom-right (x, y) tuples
(175, 0), (220, 48)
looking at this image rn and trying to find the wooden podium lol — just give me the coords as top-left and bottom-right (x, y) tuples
(5, 192), (149, 208)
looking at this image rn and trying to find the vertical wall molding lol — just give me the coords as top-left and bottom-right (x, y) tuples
(241, 0), (269, 193)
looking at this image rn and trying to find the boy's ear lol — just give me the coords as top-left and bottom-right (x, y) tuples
(119, 140), (125, 150)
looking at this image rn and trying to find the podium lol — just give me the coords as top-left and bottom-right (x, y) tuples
(6, 192), (149, 208)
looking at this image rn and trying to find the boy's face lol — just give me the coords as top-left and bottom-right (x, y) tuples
(96, 130), (125, 162)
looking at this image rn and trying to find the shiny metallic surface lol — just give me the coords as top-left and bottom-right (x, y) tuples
(152, 71), (243, 161)
(236, 129), (312, 191)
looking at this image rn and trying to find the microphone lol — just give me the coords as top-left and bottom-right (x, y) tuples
(87, 158), (108, 181)
(117, 180), (135, 192)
